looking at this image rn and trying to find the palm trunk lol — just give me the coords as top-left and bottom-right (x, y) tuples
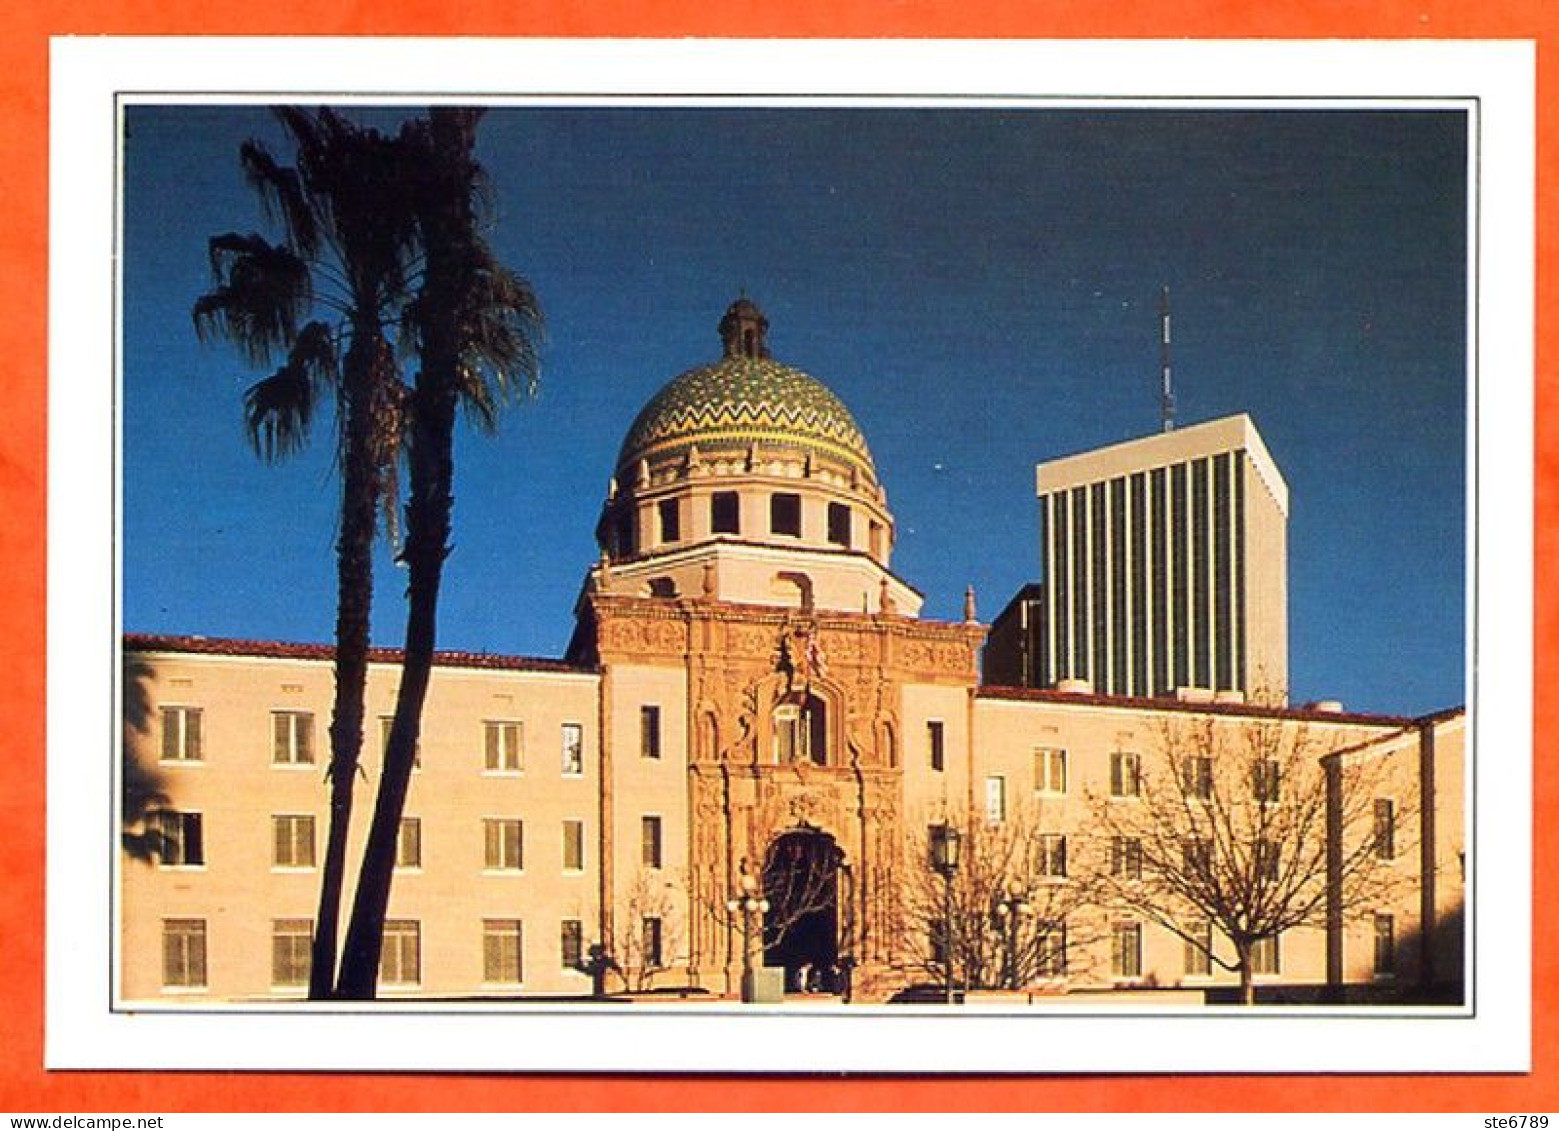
(308, 338), (386, 999)
(333, 383), (454, 998)
(335, 110), (474, 999)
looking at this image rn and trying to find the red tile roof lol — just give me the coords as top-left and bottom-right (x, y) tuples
(123, 633), (595, 676)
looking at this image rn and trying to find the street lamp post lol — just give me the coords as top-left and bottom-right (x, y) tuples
(725, 868), (770, 1003)
(994, 889), (1032, 990)
(929, 823), (961, 1005)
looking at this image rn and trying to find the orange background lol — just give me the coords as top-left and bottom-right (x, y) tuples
(1, 0), (1553, 1113)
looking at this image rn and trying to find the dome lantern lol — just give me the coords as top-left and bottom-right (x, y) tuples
(719, 295), (770, 359)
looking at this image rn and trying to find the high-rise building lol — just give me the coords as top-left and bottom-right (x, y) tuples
(992, 415), (1289, 703)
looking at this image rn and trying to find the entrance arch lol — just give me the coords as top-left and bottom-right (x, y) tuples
(761, 827), (845, 992)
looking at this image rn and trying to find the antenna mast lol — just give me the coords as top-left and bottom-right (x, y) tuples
(1159, 283), (1175, 433)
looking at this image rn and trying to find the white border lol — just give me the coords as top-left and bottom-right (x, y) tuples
(47, 37), (1533, 1073)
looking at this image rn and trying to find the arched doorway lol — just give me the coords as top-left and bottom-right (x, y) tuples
(761, 828), (845, 993)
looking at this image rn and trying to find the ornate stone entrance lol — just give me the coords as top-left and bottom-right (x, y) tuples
(761, 827), (844, 992)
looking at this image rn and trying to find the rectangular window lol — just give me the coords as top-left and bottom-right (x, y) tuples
(642, 814), (663, 869)
(484, 818), (523, 871)
(1253, 758), (1281, 803)
(640, 705), (662, 760)
(1034, 747), (1067, 795)
(1036, 921), (1067, 978)
(927, 720), (945, 773)
(162, 919), (207, 989)
(1110, 751), (1141, 798)
(379, 715), (420, 769)
(1111, 836), (1142, 880)
(1182, 756), (1213, 800)
(985, 775), (1007, 823)
(561, 919), (584, 970)
(271, 813), (316, 869)
(271, 919), (312, 988)
(1184, 920), (1213, 977)
(613, 510), (637, 558)
(1039, 833), (1068, 878)
(929, 919), (950, 968)
(483, 919), (523, 985)
(826, 502), (852, 547)
(396, 817), (422, 869)
(160, 706), (203, 762)
(154, 810), (205, 867)
(1251, 933), (1281, 976)
(561, 723), (584, 776)
(643, 916), (664, 968)
(484, 720), (522, 773)
(1373, 913), (1397, 977)
(563, 820), (586, 872)
(380, 920), (421, 987)
(1112, 922), (1143, 979)
(272, 710), (315, 765)
(1255, 838), (1281, 882)
(710, 490), (741, 535)
(1374, 798), (1397, 860)
(1183, 837), (1212, 875)
(657, 498), (681, 543)
(770, 492), (802, 537)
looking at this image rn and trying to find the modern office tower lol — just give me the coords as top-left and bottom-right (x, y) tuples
(1030, 414), (1289, 703)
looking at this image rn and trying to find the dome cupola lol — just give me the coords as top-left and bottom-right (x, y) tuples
(591, 299), (920, 617)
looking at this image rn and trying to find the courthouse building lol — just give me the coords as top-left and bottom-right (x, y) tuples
(120, 299), (1466, 1005)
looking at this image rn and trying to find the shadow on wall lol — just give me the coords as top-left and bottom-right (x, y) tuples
(1203, 898), (1467, 1007)
(121, 656), (169, 862)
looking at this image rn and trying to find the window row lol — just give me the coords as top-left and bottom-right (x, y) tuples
(157, 706), (592, 776)
(150, 811), (606, 874)
(923, 918), (1282, 982)
(975, 752), (1371, 812)
(653, 492), (859, 548)
(162, 915), (666, 990)
(927, 827), (1397, 885)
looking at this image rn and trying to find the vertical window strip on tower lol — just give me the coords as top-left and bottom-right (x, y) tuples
(1091, 482), (1108, 692)
(1071, 487), (1089, 683)
(1171, 463), (1189, 692)
(1234, 450), (1248, 694)
(1151, 467), (1169, 696)
(1192, 457), (1211, 689)
(1052, 493), (1070, 682)
(1129, 471), (1149, 697)
(1109, 476), (1128, 696)
(1213, 451), (1233, 691)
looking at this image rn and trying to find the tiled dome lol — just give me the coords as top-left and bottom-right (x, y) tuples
(615, 299), (877, 484)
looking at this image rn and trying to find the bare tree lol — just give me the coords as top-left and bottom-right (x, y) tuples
(1089, 715), (1417, 1004)
(609, 871), (686, 993)
(900, 802), (1105, 994)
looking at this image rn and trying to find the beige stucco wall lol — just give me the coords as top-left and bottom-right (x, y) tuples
(123, 638), (1464, 1004)
(601, 661), (692, 985)
(122, 647), (602, 1002)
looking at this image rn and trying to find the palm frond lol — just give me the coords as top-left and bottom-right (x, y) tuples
(242, 320), (338, 462)
(193, 233), (315, 368)
(239, 137), (320, 259)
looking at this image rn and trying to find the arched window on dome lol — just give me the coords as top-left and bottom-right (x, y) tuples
(774, 693), (827, 766)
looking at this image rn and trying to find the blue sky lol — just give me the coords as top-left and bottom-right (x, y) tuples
(121, 104), (1468, 716)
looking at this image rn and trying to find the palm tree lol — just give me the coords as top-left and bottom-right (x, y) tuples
(336, 108), (543, 999)
(193, 108), (421, 999)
